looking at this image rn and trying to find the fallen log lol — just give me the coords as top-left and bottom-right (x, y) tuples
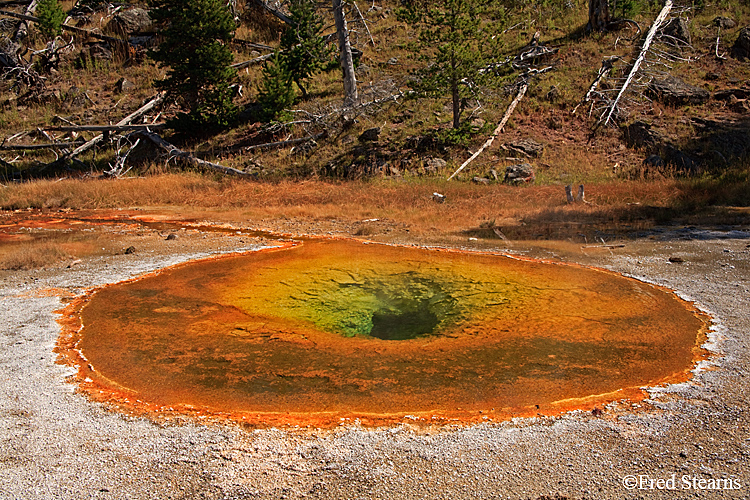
(135, 131), (254, 178)
(0, 141), (82, 150)
(45, 124), (168, 132)
(233, 38), (274, 51)
(250, 0), (292, 25)
(231, 52), (273, 70)
(0, 9), (129, 46)
(572, 56), (619, 115)
(11, 0), (37, 42)
(600, 0), (673, 126)
(62, 93), (164, 161)
(241, 132), (326, 152)
(447, 82), (528, 181)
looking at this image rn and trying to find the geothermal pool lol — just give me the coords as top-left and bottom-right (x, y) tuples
(67, 239), (706, 425)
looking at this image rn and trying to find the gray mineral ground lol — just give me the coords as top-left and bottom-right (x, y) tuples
(1, 228), (749, 500)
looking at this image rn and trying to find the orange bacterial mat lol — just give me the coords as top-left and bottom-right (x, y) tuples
(61, 239), (708, 427)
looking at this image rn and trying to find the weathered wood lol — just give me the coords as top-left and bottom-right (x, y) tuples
(11, 0), (37, 42)
(572, 56), (619, 115)
(233, 38), (274, 51)
(565, 184), (574, 203)
(136, 131), (254, 177)
(583, 243), (625, 248)
(576, 184), (585, 202)
(62, 93), (164, 160)
(0, 9), (129, 45)
(333, 0), (358, 108)
(600, 0), (673, 127)
(231, 52), (273, 69)
(46, 124), (168, 132)
(241, 132), (325, 152)
(447, 82), (528, 181)
(0, 141), (83, 150)
(250, 0), (292, 25)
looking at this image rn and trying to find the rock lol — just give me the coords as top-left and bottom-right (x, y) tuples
(714, 88), (750, 100)
(77, 42), (113, 68)
(503, 138), (544, 158)
(732, 27), (750, 60)
(290, 140), (317, 156)
(714, 16), (737, 30)
(359, 127), (381, 142)
(668, 256), (684, 263)
(165, 233), (177, 241)
(472, 177), (490, 185)
(469, 118), (485, 132)
(423, 157), (446, 173)
(705, 71), (721, 81)
(115, 78), (135, 93)
(622, 121), (664, 151)
(432, 192), (446, 203)
(504, 163), (535, 184)
(663, 145), (699, 174)
(643, 155), (665, 168)
(660, 17), (691, 46)
(106, 8), (154, 36)
(647, 76), (709, 106)
(731, 100), (750, 114)
(546, 85), (559, 102)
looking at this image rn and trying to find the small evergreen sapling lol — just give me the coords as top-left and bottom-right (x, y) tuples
(280, 0), (331, 99)
(257, 52), (296, 122)
(148, 0), (238, 131)
(398, 0), (505, 129)
(36, 0), (66, 39)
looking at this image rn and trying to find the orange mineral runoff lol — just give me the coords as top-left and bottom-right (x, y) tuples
(65, 238), (707, 427)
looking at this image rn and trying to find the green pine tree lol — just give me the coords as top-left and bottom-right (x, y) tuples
(280, 0), (331, 99)
(36, 0), (66, 39)
(257, 52), (296, 122)
(148, 0), (238, 131)
(398, 0), (504, 129)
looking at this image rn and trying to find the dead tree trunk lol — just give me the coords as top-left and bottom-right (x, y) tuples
(12, 0), (38, 42)
(447, 82), (528, 181)
(62, 93), (164, 161)
(587, 0), (610, 33)
(332, 0), (358, 108)
(250, 0), (293, 25)
(136, 131), (254, 178)
(600, 0), (673, 127)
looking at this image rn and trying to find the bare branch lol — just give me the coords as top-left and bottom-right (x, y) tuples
(136, 131), (255, 177)
(599, 0), (673, 127)
(448, 82), (528, 181)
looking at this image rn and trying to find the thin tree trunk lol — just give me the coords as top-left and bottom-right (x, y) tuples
(12, 0), (37, 42)
(587, 0), (610, 32)
(452, 77), (460, 129)
(332, 0), (357, 108)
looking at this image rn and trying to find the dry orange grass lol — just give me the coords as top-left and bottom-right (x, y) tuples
(0, 242), (69, 270)
(0, 174), (684, 236)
